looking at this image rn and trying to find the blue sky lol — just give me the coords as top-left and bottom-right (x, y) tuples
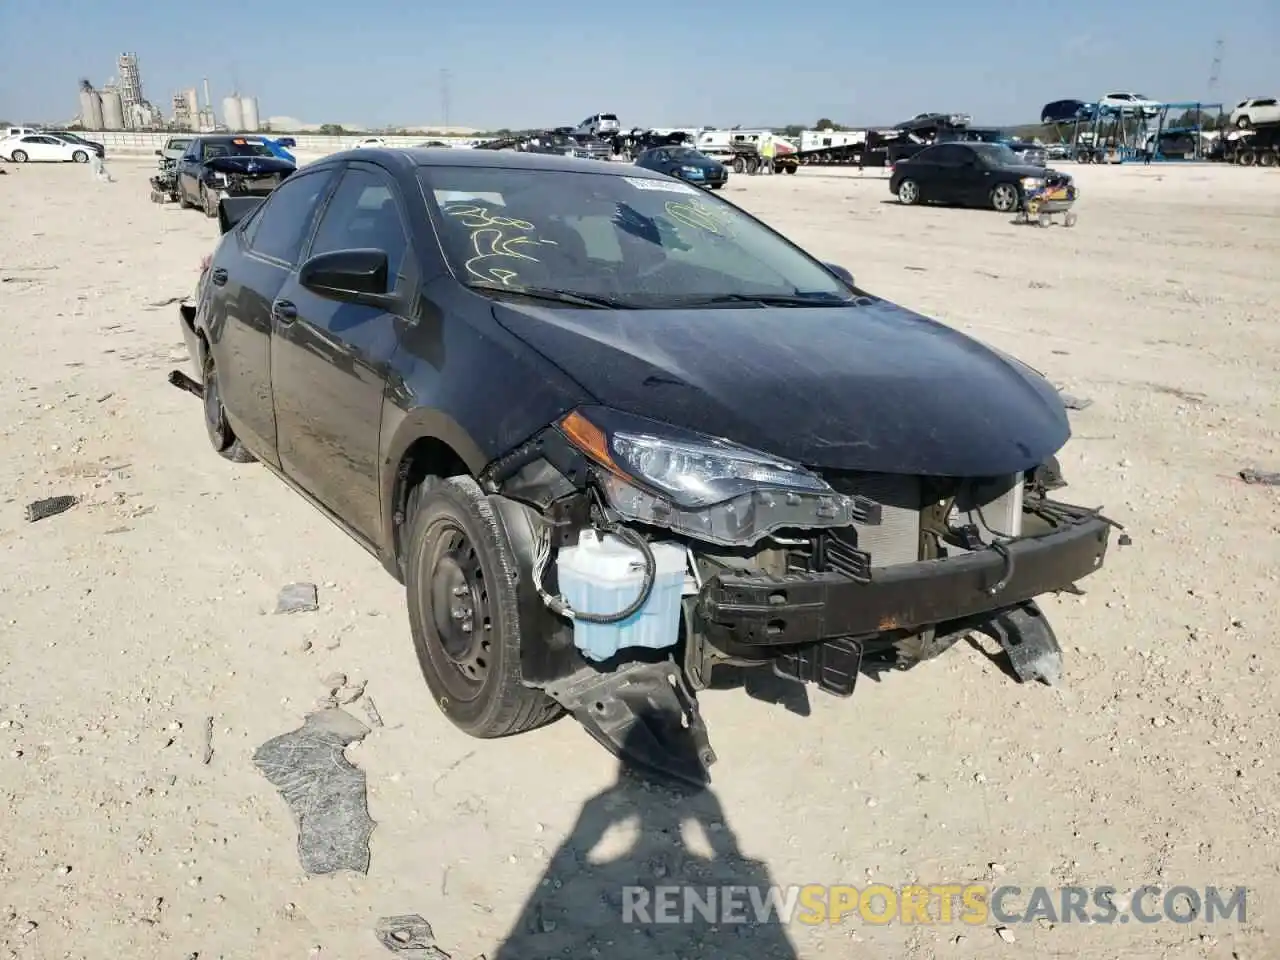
(1, 0), (1275, 130)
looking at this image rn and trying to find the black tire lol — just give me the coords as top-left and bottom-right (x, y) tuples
(1236, 116), (1251, 129)
(200, 186), (218, 218)
(72, 150), (88, 163)
(11, 150), (27, 163)
(783, 164), (797, 174)
(1238, 150), (1257, 167)
(405, 476), (561, 738)
(177, 177), (193, 208)
(200, 342), (255, 462)
(1259, 151), (1277, 168)
(896, 178), (921, 205)
(710, 183), (724, 190)
(732, 156), (745, 174)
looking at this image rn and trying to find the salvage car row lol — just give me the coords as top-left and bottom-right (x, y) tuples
(170, 144), (1112, 784)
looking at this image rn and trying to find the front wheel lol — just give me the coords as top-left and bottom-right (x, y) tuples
(405, 476), (561, 738)
(11, 150), (27, 163)
(991, 182), (1020, 213)
(710, 183), (724, 190)
(1236, 116), (1251, 129)
(896, 178), (921, 205)
(200, 186), (219, 218)
(176, 177), (193, 208)
(201, 345), (256, 463)
(72, 150), (89, 163)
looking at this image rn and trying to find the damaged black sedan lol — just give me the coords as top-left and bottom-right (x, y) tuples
(177, 149), (1114, 785)
(174, 135), (296, 218)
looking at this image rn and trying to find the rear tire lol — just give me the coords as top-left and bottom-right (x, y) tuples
(201, 343), (256, 463)
(404, 476), (561, 738)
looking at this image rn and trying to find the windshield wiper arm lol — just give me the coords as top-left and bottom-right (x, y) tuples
(465, 281), (630, 309)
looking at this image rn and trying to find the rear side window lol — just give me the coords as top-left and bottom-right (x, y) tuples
(245, 169), (335, 266)
(1254, 99), (1277, 107)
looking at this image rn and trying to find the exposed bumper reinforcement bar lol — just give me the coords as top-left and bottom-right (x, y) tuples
(698, 511), (1111, 646)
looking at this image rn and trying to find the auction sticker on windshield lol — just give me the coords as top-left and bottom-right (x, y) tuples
(621, 177), (699, 195)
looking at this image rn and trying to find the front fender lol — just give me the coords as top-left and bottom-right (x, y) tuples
(378, 406), (492, 573)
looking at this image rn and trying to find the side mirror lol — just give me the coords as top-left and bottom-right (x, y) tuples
(299, 249), (394, 306)
(155, 149), (162, 156)
(824, 262), (855, 288)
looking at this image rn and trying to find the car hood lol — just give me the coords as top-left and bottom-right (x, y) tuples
(492, 299), (1069, 477)
(1003, 162), (1066, 179)
(204, 155), (296, 175)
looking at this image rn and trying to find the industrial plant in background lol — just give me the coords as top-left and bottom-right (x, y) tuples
(75, 53), (260, 133)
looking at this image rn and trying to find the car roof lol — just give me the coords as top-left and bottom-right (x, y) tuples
(317, 146), (668, 179)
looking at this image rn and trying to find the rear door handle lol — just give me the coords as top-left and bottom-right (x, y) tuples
(272, 299), (297, 323)
(210, 268), (227, 286)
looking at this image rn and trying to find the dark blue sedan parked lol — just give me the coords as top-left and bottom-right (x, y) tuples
(634, 145), (728, 189)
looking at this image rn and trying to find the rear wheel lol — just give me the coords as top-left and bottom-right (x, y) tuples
(201, 344), (256, 463)
(896, 178), (921, 205)
(1238, 150), (1257, 167)
(991, 182), (1020, 212)
(11, 150), (27, 163)
(1259, 151), (1277, 168)
(405, 476), (561, 738)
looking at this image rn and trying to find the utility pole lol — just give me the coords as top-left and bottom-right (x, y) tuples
(440, 69), (451, 130)
(1207, 38), (1224, 98)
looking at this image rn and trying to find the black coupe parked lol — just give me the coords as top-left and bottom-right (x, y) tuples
(889, 142), (1075, 213)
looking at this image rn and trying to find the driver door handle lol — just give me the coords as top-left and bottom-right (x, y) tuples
(210, 268), (227, 286)
(272, 299), (297, 323)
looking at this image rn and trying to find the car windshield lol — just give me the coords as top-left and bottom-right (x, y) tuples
(168, 139), (192, 151)
(203, 139), (274, 158)
(667, 148), (703, 161)
(971, 143), (1021, 166)
(420, 166), (855, 308)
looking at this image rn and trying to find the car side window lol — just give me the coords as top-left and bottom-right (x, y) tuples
(306, 167), (409, 290)
(933, 145), (969, 165)
(245, 169), (335, 267)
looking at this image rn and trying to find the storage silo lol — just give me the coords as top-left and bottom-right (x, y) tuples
(184, 88), (199, 119)
(78, 82), (104, 131)
(240, 95), (260, 132)
(100, 89), (125, 129)
(222, 95), (244, 131)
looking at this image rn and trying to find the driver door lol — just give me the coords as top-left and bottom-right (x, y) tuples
(269, 162), (415, 543)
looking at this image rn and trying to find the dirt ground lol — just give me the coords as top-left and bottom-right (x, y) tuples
(1, 155), (1277, 960)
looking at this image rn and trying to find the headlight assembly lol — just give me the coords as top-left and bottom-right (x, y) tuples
(557, 407), (878, 546)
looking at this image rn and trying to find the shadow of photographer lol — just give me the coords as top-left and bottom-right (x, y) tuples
(490, 714), (800, 959)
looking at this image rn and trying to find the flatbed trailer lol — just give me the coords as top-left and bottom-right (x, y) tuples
(1214, 123), (1280, 166)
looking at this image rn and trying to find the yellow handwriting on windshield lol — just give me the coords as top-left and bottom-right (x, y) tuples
(663, 199), (732, 237)
(443, 204), (556, 285)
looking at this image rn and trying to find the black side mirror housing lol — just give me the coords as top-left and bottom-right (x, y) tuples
(299, 249), (395, 307)
(155, 149), (162, 156)
(824, 262), (856, 288)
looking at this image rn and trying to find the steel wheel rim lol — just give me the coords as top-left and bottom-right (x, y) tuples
(993, 185), (1017, 211)
(422, 521), (493, 701)
(899, 180), (918, 203)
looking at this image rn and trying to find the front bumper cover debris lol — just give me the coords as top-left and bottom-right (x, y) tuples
(698, 511), (1111, 646)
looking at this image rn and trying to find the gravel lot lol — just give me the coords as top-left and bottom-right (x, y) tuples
(1, 155), (1277, 960)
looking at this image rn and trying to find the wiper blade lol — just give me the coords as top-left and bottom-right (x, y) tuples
(682, 293), (854, 307)
(465, 281), (629, 309)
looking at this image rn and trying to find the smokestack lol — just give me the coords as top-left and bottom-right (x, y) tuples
(202, 78), (211, 110)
